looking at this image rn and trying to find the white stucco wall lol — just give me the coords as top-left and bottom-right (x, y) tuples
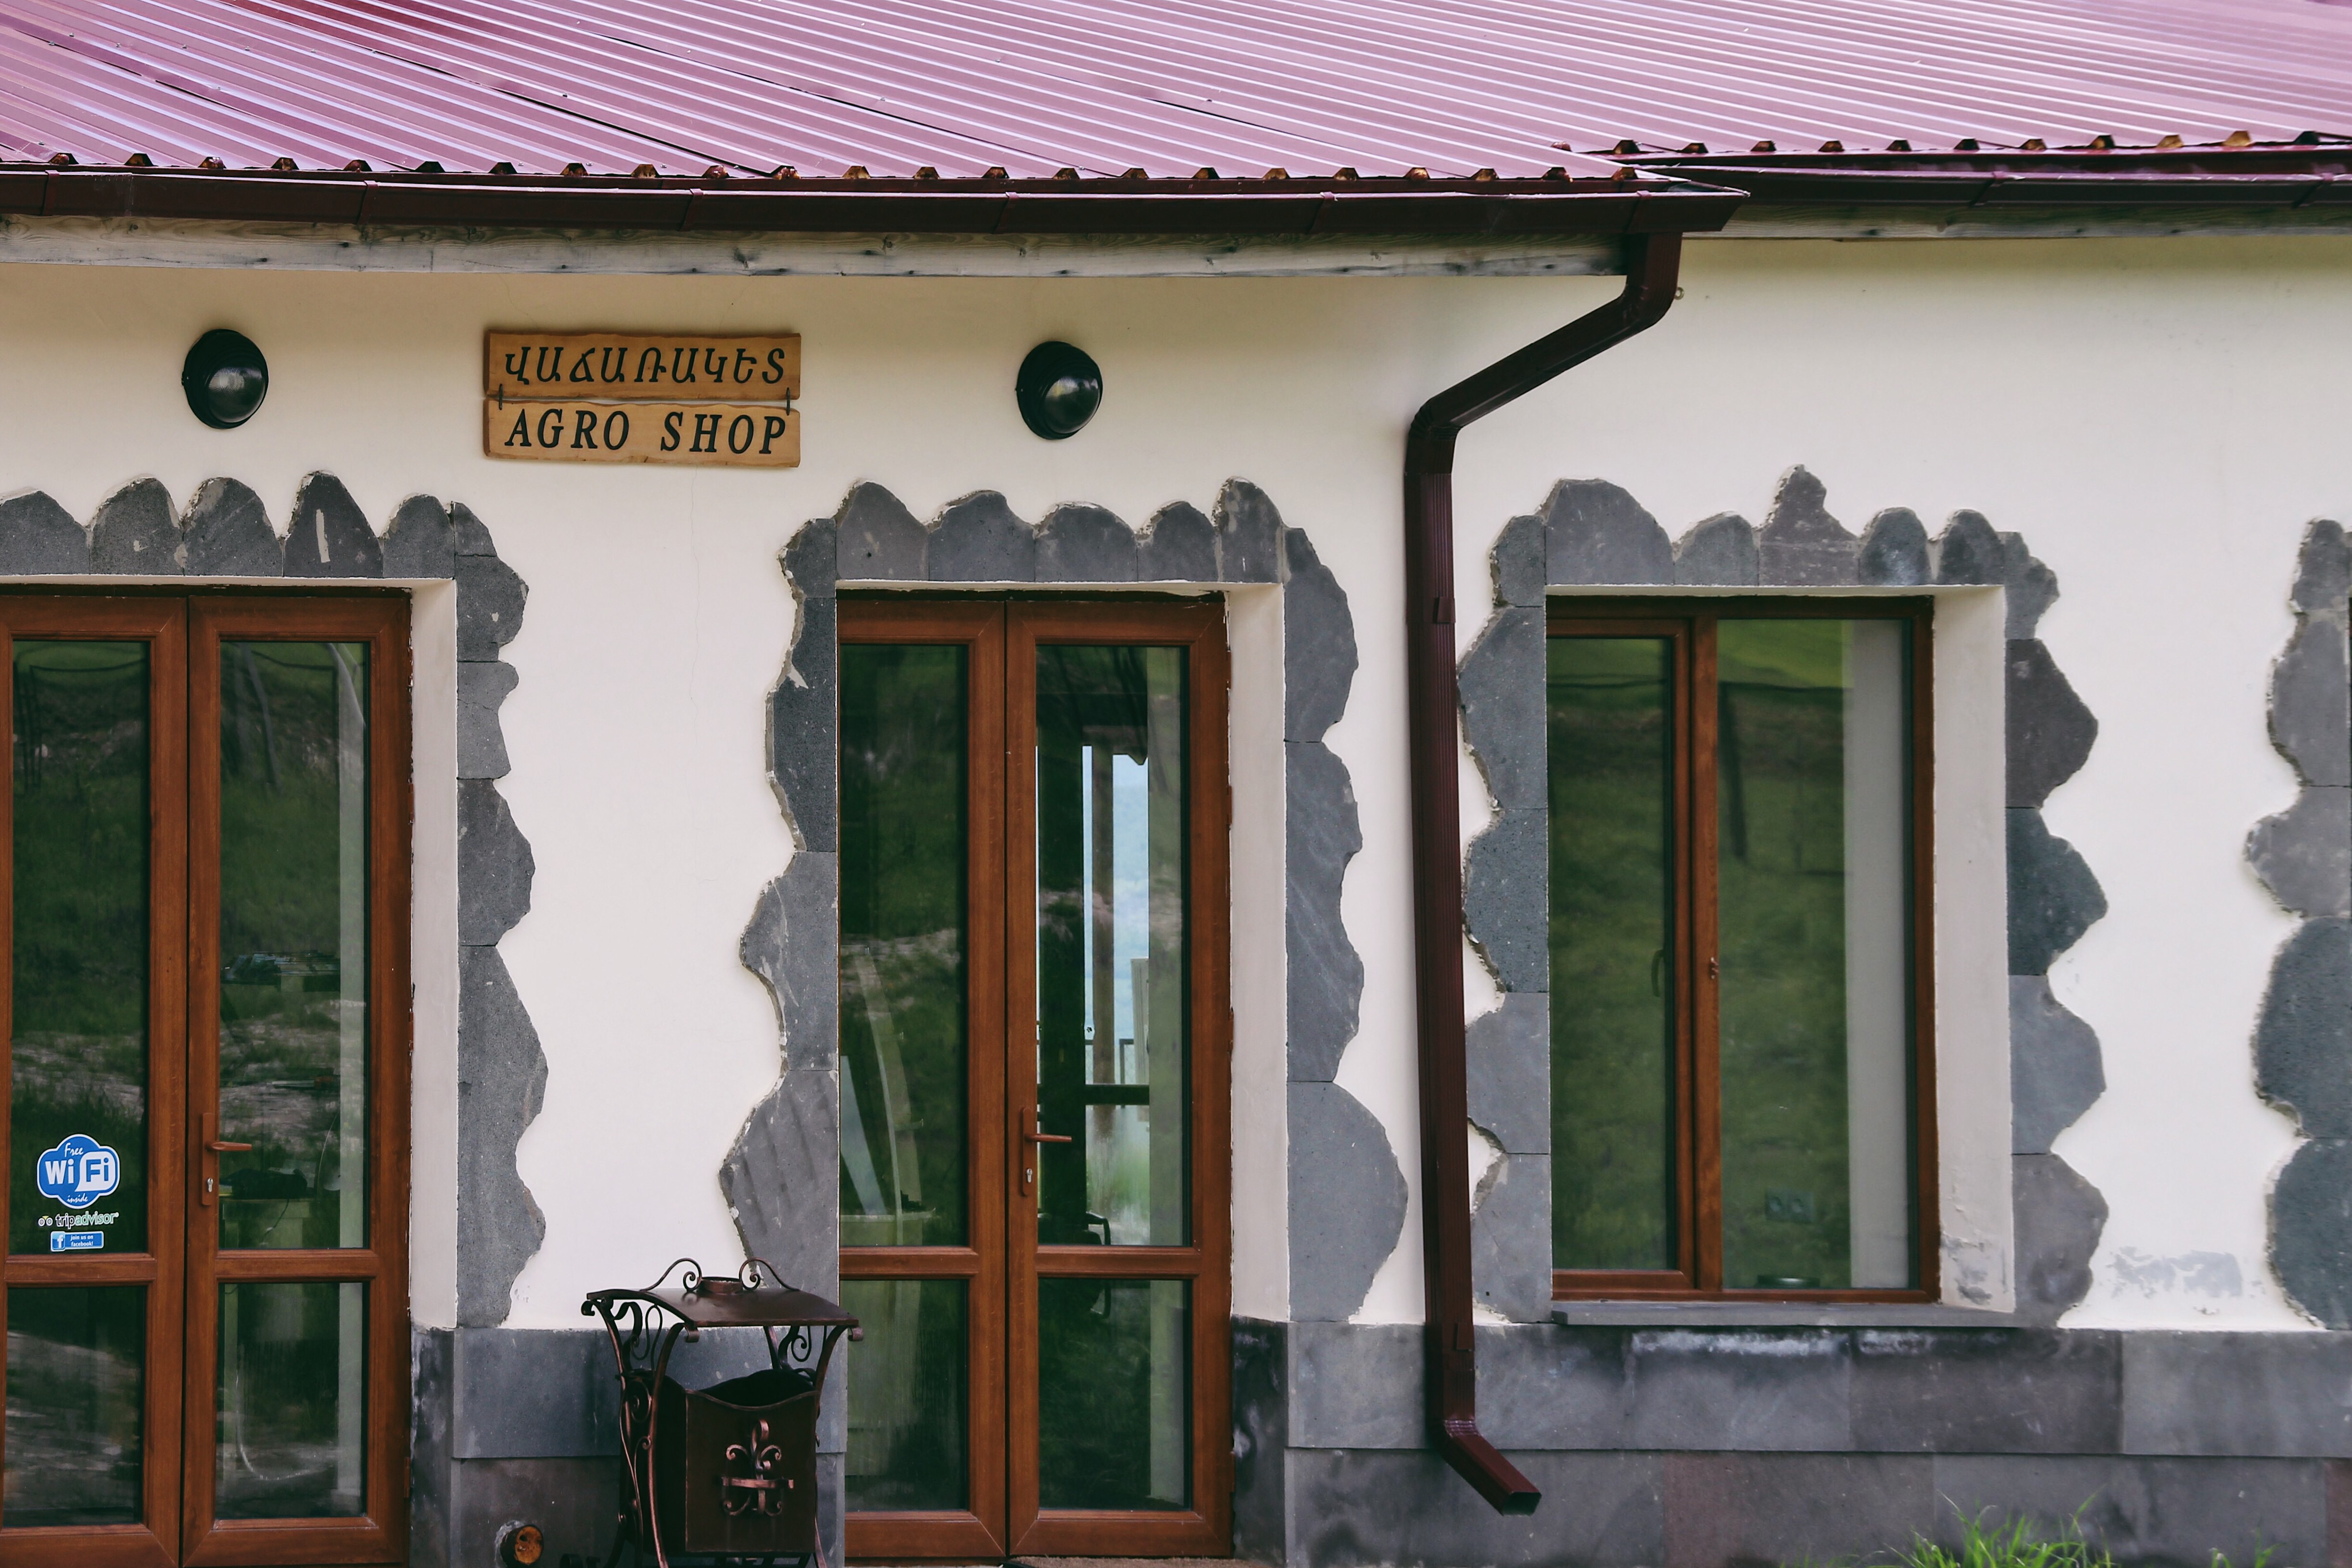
(0, 235), (2337, 1331)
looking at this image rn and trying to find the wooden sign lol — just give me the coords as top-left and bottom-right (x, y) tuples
(486, 399), (799, 466)
(484, 331), (799, 467)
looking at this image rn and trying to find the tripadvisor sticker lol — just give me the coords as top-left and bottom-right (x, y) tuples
(36, 1134), (121, 1251)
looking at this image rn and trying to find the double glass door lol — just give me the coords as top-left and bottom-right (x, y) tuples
(0, 596), (409, 1567)
(837, 599), (1230, 1560)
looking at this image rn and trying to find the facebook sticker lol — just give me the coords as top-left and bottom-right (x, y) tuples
(36, 1134), (121, 1209)
(50, 1231), (102, 1252)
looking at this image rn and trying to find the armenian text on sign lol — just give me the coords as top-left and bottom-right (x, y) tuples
(484, 331), (799, 467)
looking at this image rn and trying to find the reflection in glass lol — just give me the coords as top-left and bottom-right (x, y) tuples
(1716, 619), (1914, 1290)
(218, 643), (368, 1251)
(1037, 1278), (1188, 1511)
(839, 1279), (967, 1512)
(838, 645), (969, 1248)
(3, 1287), (143, 1526)
(11, 643), (148, 1256)
(216, 1282), (364, 1518)
(1548, 638), (1677, 1272)
(1034, 647), (1188, 1247)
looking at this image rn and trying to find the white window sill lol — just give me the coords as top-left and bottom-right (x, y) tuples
(1551, 1301), (2022, 1328)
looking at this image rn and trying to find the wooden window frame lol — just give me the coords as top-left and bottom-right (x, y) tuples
(0, 589), (411, 1567)
(837, 595), (1232, 1564)
(1547, 596), (1938, 1304)
(837, 597), (1009, 1568)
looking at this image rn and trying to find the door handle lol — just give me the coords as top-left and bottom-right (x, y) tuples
(198, 1112), (251, 1208)
(1016, 1107), (1070, 1197)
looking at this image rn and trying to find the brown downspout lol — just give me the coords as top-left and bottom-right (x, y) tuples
(1404, 231), (1685, 1514)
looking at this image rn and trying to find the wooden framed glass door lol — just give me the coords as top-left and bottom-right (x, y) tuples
(839, 597), (1230, 1563)
(0, 593), (410, 1567)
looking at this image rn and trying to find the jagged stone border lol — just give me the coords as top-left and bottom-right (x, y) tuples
(2249, 521), (2352, 1326)
(722, 480), (1400, 1322)
(0, 475), (541, 1326)
(1455, 465), (2106, 1324)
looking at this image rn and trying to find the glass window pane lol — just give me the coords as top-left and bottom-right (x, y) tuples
(838, 645), (969, 1248)
(215, 1281), (365, 1518)
(12, 642), (148, 1257)
(3, 1287), (143, 1526)
(839, 1279), (967, 1512)
(1037, 1277), (1188, 1511)
(218, 643), (369, 1251)
(1548, 637), (1678, 1272)
(1716, 618), (1915, 1290)
(1034, 647), (1188, 1247)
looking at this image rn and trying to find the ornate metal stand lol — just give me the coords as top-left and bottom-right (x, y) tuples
(579, 1259), (857, 1568)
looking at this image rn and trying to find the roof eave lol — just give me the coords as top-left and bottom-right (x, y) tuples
(1, 167), (1745, 237)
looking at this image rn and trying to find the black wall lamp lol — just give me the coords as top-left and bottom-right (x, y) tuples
(182, 329), (269, 428)
(1016, 340), (1101, 439)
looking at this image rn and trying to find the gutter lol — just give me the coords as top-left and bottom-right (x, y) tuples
(0, 165), (1742, 236)
(1403, 231), (1686, 1514)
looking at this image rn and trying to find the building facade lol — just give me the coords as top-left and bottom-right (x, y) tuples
(0, 4), (2348, 1566)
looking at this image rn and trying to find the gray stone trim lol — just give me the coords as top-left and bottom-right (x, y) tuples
(0, 479), (542, 1324)
(1459, 466), (2107, 1323)
(1265, 1316), (2352, 1459)
(0, 478), (540, 1564)
(2250, 521), (2352, 1326)
(727, 479), (1394, 1329)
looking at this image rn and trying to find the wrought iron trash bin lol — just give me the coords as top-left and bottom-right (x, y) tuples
(579, 1259), (859, 1568)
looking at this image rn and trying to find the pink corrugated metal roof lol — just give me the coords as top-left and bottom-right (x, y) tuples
(0, 0), (2346, 178)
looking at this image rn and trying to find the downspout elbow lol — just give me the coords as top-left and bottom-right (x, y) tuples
(1401, 232), (1686, 1516)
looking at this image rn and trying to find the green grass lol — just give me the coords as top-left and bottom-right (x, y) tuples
(1787, 1502), (2282, 1568)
